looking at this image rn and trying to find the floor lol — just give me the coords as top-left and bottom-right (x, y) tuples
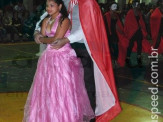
(0, 42), (163, 122)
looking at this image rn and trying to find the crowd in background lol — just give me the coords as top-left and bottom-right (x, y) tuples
(100, 2), (158, 37)
(0, 1), (45, 42)
(0, 1), (160, 43)
(102, 0), (163, 68)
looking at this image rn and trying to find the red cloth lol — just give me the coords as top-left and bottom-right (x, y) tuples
(150, 8), (163, 53)
(104, 12), (112, 35)
(104, 12), (110, 31)
(104, 10), (151, 67)
(104, 11), (128, 67)
(124, 9), (147, 40)
(116, 9), (151, 67)
(124, 9), (151, 52)
(116, 19), (129, 67)
(79, 0), (121, 121)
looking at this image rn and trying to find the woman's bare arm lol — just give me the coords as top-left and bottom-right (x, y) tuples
(40, 18), (71, 44)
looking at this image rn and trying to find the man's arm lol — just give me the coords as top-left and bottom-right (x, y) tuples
(34, 12), (48, 44)
(51, 25), (85, 49)
(35, 12), (48, 31)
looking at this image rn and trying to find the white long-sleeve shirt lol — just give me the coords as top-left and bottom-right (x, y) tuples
(67, 5), (84, 43)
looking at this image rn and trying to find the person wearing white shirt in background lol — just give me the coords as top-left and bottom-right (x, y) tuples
(34, 0), (121, 121)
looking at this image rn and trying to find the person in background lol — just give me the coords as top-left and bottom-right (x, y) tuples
(12, 11), (22, 38)
(22, 11), (37, 39)
(150, 0), (163, 53)
(124, 0), (149, 68)
(2, 10), (15, 42)
(0, 9), (6, 42)
(104, 2), (120, 67)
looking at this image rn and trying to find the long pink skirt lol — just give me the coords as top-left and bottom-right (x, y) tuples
(23, 44), (94, 122)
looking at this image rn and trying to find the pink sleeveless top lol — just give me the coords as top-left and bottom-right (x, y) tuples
(45, 13), (70, 38)
(45, 13), (71, 51)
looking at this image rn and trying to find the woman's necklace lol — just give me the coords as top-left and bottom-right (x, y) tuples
(49, 18), (56, 25)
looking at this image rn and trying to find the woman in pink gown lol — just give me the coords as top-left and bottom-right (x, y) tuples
(23, 0), (94, 122)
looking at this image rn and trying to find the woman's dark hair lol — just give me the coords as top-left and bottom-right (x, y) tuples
(52, 0), (68, 24)
(39, 0), (68, 27)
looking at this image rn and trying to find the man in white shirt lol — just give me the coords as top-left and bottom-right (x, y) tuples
(34, 0), (96, 120)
